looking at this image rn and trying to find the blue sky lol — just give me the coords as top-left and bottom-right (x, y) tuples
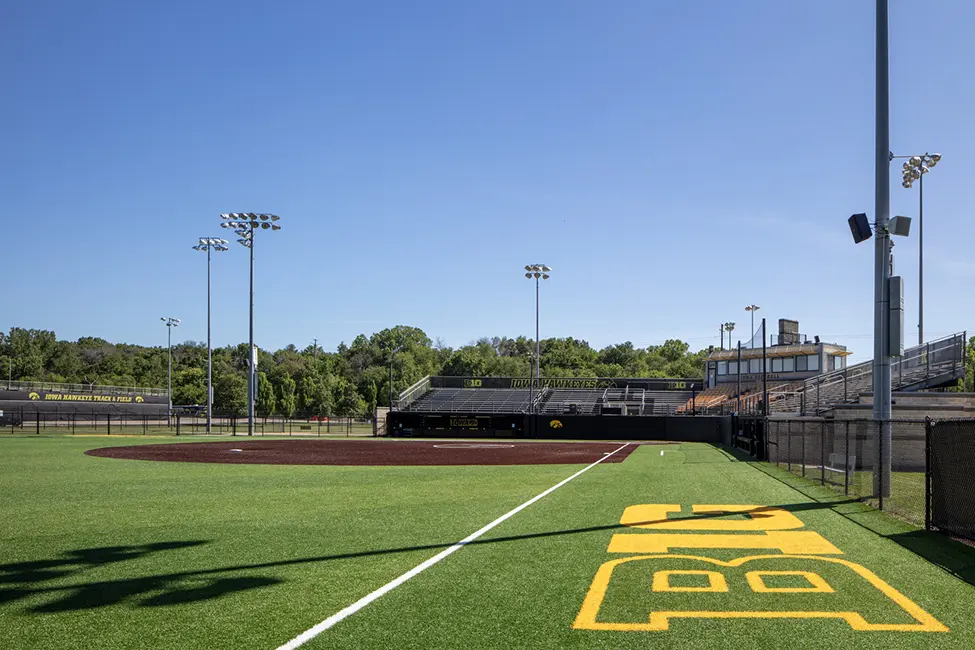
(2, 1), (973, 363)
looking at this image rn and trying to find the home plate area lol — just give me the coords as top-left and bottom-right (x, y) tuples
(85, 439), (646, 466)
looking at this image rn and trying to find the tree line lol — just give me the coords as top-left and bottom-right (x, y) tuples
(3, 327), (971, 417)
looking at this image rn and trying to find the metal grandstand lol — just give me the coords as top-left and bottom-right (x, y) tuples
(398, 376), (700, 416)
(763, 331), (967, 415)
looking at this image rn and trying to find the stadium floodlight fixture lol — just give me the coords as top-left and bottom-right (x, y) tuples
(161, 317), (180, 426)
(892, 151), (941, 344)
(220, 213), (281, 436)
(523, 264), (553, 420)
(723, 322), (736, 345)
(194, 237), (229, 434)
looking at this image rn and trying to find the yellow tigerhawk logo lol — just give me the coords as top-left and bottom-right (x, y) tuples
(135, 396), (144, 403)
(550, 419), (563, 429)
(29, 392), (40, 401)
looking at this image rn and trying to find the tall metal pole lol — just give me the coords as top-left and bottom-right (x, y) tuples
(535, 276), (540, 393)
(750, 311), (755, 348)
(762, 318), (768, 416)
(720, 325), (724, 351)
(918, 170), (924, 345)
(874, 0), (892, 496)
(389, 356), (394, 410)
(736, 342), (742, 413)
(248, 230), (255, 436)
(206, 244), (212, 434)
(167, 324), (172, 427)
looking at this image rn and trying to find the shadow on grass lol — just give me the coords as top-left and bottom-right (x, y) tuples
(0, 541), (281, 613)
(2, 502), (852, 615)
(747, 459), (975, 588)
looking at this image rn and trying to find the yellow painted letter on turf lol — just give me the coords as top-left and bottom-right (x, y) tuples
(652, 570), (728, 593)
(608, 530), (842, 555)
(620, 504), (804, 531)
(745, 571), (834, 593)
(573, 555), (948, 633)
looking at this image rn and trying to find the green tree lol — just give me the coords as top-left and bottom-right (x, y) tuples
(173, 367), (206, 406)
(213, 372), (247, 416)
(278, 376), (297, 418)
(257, 371), (276, 417)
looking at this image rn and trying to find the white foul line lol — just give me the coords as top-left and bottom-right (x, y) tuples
(274, 443), (631, 650)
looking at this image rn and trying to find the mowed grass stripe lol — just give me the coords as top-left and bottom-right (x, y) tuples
(305, 444), (975, 650)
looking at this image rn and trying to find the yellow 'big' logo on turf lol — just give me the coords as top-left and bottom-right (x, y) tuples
(573, 504), (947, 633)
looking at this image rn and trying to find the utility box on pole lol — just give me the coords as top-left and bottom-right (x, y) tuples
(889, 276), (905, 357)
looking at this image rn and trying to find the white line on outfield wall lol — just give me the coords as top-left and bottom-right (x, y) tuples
(274, 443), (631, 650)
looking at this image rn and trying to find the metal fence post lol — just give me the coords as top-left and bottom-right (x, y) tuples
(176, 415), (180, 436)
(925, 417), (932, 531)
(801, 421), (806, 478)
(821, 422), (826, 486)
(36, 411), (40, 435)
(107, 414), (111, 436)
(787, 420), (792, 473)
(844, 420), (850, 496)
(878, 420), (885, 511)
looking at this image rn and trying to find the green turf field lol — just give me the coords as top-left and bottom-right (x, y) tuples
(2, 436), (974, 649)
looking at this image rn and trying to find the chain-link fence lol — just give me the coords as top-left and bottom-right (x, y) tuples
(765, 418), (928, 527)
(929, 418), (975, 541)
(0, 408), (375, 437)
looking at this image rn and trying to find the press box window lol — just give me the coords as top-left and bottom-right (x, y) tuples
(729, 362), (738, 375)
(807, 355), (820, 371)
(783, 357), (795, 372)
(749, 358), (762, 373)
(772, 358), (784, 372)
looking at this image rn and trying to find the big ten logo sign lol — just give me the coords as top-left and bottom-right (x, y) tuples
(573, 504), (947, 633)
(666, 381), (688, 390)
(463, 379), (483, 388)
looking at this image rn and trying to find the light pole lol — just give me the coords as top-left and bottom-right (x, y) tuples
(524, 264), (551, 415)
(193, 237), (229, 434)
(388, 345), (403, 410)
(745, 305), (760, 347)
(220, 213), (282, 436)
(723, 322), (736, 347)
(161, 317), (180, 425)
(895, 152), (941, 345)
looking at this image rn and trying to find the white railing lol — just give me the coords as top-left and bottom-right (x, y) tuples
(395, 375), (431, 411)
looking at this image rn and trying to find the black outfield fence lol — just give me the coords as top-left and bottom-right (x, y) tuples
(929, 418), (975, 541)
(736, 417), (975, 543)
(386, 410), (731, 443)
(0, 408), (374, 437)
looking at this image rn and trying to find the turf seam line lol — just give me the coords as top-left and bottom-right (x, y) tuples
(273, 442), (632, 650)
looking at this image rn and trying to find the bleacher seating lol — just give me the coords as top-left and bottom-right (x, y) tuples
(404, 388), (534, 414)
(539, 389), (603, 415)
(405, 384), (700, 416)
